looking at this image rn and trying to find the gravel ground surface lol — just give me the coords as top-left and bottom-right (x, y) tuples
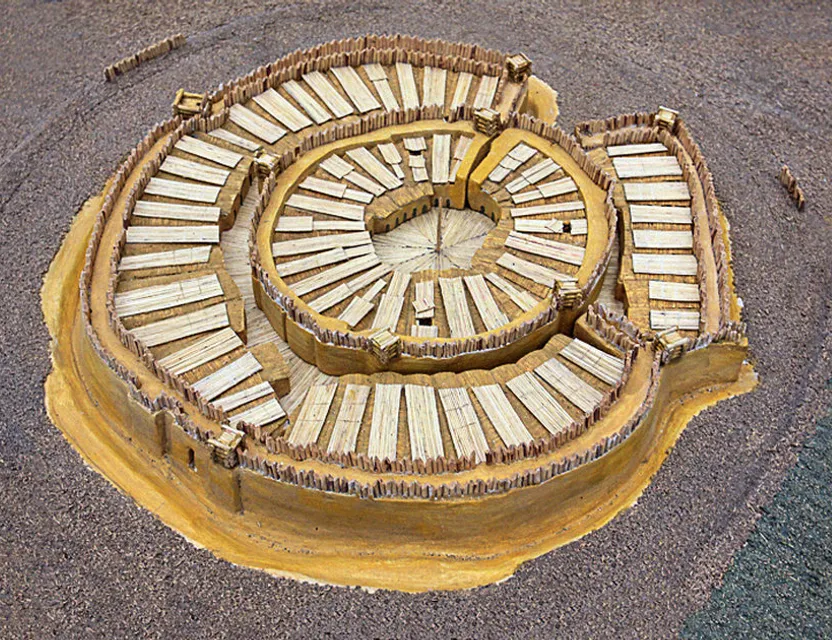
(682, 409), (832, 639)
(0, 1), (830, 638)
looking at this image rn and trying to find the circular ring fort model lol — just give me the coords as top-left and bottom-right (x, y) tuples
(43, 35), (753, 592)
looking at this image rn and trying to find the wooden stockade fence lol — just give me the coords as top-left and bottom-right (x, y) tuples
(231, 352), (663, 499)
(209, 34), (508, 110)
(574, 108), (742, 333)
(245, 106), (618, 361)
(76, 45), (748, 500)
(104, 34), (186, 82)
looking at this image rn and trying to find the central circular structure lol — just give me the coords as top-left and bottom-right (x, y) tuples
(371, 206), (495, 275)
(44, 34), (749, 591)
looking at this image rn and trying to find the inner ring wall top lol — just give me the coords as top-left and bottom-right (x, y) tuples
(256, 122), (611, 355)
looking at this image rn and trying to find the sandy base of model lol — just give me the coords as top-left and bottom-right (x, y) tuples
(43, 181), (754, 593)
(42, 44), (755, 590)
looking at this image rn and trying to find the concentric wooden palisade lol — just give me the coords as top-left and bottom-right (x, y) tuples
(44, 36), (751, 591)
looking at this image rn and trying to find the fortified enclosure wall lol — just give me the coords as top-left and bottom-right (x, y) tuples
(69, 36), (746, 504)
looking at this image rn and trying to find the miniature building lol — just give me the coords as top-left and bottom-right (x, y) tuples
(208, 427), (244, 468)
(255, 153), (279, 180)
(172, 89), (206, 117)
(45, 35), (749, 591)
(506, 53), (532, 82)
(554, 277), (582, 309)
(655, 105), (679, 132)
(474, 107), (502, 135)
(655, 327), (688, 360)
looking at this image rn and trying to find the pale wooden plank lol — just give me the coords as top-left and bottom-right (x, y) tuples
(274, 216), (314, 233)
(414, 280), (435, 319)
(118, 246), (211, 271)
(342, 188), (374, 203)
(463, 274), (509, 331)
(300, 175), (348, 198)
(302, 71), (354, 118)
(377, 142), (402, 165)
(496, 253), (567, 287)
(272, 231), (371, 257)
(308, 283), (352, 313)
(368, 384), (401, 460)
(228, 104), (286, 144)
(386, 270), (411, 296)
(623, 181), (691, 202)
(421, 66), (447, 107)
(344, 263), (394, 293)
(513, 218), (563, 234)
(133, 200), (221, 223)
(371, 294), (405, 331)
(648, 280), (700, 302)
(160, 156), (230, 186)
(282, 79), (332, 124)
(650, 309), (701, 331)
(130, 303), (229, 347)
(437, 387), (488, 463)
(287, 383), (338, 445)
(569, 219), (588, 235)
(411, 324), (439, 337)
(559, 338), (624, 385)
(337, 296), (374, 327)
(212, 381), (273, 412)
(606, 142), (668, 157)
(632, 253), (698, 276)
(229, 398), (286, 427)
(629, 205), (693, 225)
(191, 352), (262, 402)
(472, 384), (533, 447)
(632, 229), (694, 249)
(538, 177), (578, 198)
(439, 277), (476, 338)
(331, 66), (381, 113)
(431, 133), (451, 184)
(395, 62), (419, 110)
(345, 147), (402, 190)
(472, 75), (499, 109)
(403, 136), (427, 151)
(535, 358), (604, 413)
(450, 71), (473, 109)
(363, 63), (386, 82)
(208, 128), (262, 153)
(319, 155), (355, 179)
(506, 372), (573, 435)
(505, 231), (586, 266)
(115, 274), (223, 318)
(156, 327), (242, 375)
(125, 225), (219, 244)
(276, 247), (349, 277)
(285, 193), (365, 221)
(344, 169), (385, 196)
(314, 219), (367, 232)
(326, 384), (371, 454)
(361, 278), (388, 301)
(253, 88), (313, 132)
(405, 384), (444, 460)
(144, 177), (220, 204)
(510, 201), (585, 218)
(175, 136), (243, 168)
(613, 155), (683, 179)
(484, 272), (539, 311)
(293, 254), (380, 296)
(373, 77), (400, 112)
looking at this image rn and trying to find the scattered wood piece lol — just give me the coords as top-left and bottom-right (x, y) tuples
(779, 165), (806, 210)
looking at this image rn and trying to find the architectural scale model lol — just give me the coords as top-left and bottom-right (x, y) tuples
(43, 35), (753, 591)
